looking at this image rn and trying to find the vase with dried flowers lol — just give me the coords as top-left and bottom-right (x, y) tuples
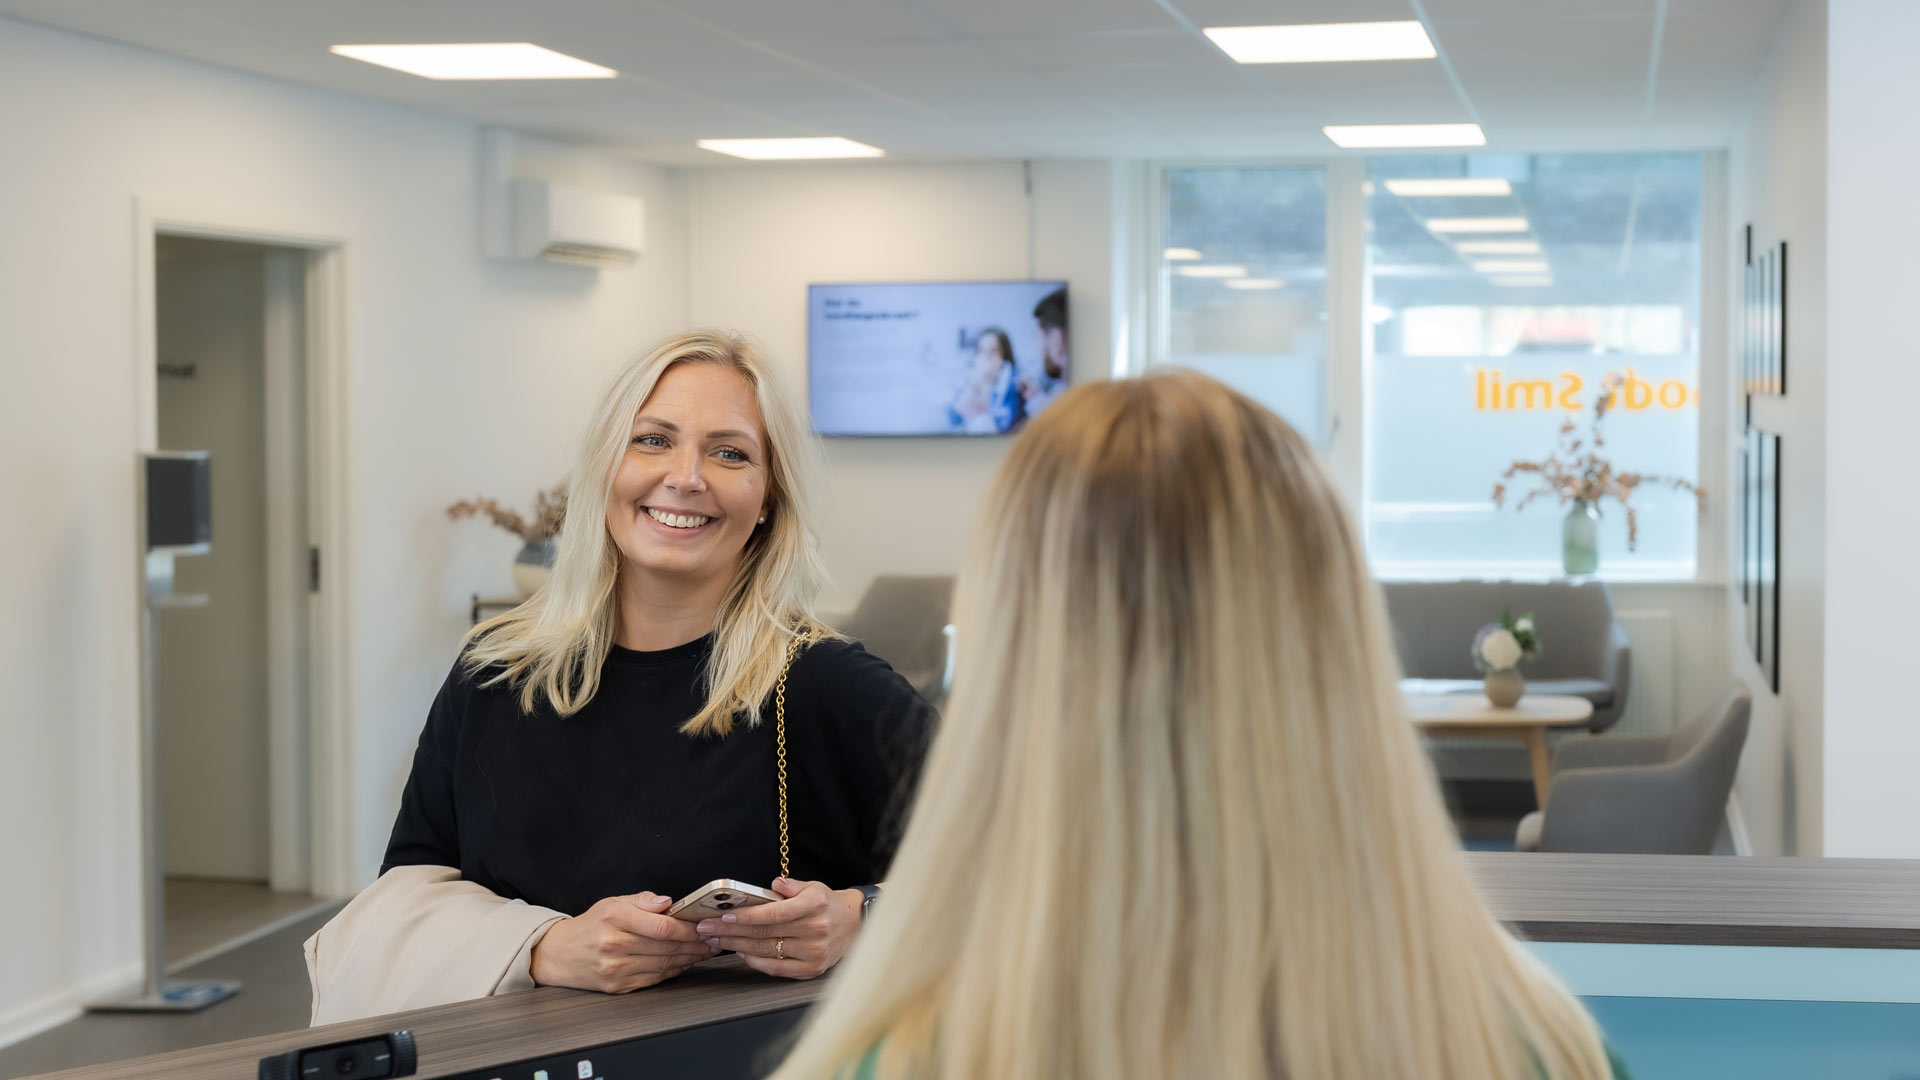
(447, 484), (567, 597)
(1492, 373), (1705, 577)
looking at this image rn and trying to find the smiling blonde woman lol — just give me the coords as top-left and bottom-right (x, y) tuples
(305, 331), (934, 1023)
(771, 370), (1624, 1080)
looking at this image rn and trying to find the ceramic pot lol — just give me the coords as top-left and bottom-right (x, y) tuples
(512, 537), (558, 598)
(1484, 667), (1525, 708)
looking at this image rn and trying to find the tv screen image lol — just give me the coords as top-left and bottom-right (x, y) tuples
(808, 280), (1069, 436)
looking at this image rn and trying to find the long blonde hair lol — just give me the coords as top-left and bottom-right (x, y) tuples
(462, 330), (832, 736)
(772, 371), (1613, 1079)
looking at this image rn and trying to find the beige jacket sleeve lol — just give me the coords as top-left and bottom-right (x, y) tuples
(304, 864), (568, 1026)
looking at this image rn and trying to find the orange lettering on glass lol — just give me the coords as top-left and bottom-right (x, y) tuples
(1473, 368), (1695, 412)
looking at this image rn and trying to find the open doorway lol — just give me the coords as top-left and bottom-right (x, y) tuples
(152, 234), (331, 967)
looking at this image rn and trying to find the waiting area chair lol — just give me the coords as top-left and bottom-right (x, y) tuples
(837, 575), (955, 706)
(1515, 685), (1752, 854)
(1381, 580), (1632, 732)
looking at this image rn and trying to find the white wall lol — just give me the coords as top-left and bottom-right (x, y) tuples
(0, 15), (688, 1041)
(685, 160), (1115, 611)
(155, 242), (272, 881)
(1821, 0), (1920, 858)
(1724, 0), (1826, 857)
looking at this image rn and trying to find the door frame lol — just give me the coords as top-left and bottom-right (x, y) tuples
(134, 197), (357, 899)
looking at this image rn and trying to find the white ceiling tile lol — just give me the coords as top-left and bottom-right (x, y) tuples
(1435, 15), (1653, 55)
(1450, 48), (1647, 84)
(646, 0), (954, 42)
(767, 34), (1007, 80)
(973, 30), (1217, 70)
(1669, 0), (1787, 15)
(1660, 12), (1780, 59)
(1422, 0), (1654, 17)
(159, 0), (712, 49)
(1490, 93), (1658, 116)
(1047, 60), (1254, 98)
(1033, 134), (1196, 157)
(909, 0), (1176, 37)
(1653, 63), (1767, 109)
(573, 38), (804, 91)
(1243, 58), (1460, 97)
(690, 76), (950, 124)
(1175, 132), (1328, 156)
(1098, 97), (1325, 129)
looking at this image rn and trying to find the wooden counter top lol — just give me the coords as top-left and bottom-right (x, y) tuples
(29, 854), (1920, 1079)
(25, 957), (814, 1080)
(1469, 852), (1920, 949)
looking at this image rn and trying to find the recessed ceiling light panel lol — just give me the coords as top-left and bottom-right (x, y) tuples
(1454, 240), (1541, 254)
(1425, 217), (1530, 233)
(1164, 248), (1204, 261)
(1205, 21), (1436, 64)
(1384, 178), (1512, 197)
(696, 137), (885, 160)
(1324, 123), (1486, 149)
(1491, 275), (1554, 287)
(1224, 278), (1285, 290)
(1472, 259), (1550, 273)
(330, 43), (615, 80)
(1174, 265), (1248, 278)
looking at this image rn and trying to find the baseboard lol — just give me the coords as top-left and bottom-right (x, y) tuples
(0, 962), (141, 1052)
(1726, 789), (1755, 856)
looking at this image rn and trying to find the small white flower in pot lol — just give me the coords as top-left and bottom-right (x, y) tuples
(1479, 628), (1524, 672)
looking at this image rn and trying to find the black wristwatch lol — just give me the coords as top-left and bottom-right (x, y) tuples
(853, 884), (882, 922)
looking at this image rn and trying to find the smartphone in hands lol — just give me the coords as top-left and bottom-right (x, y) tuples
(666, 879), (781, 922)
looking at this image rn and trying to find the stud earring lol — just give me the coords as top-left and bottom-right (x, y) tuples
(758, 515), (767, 524)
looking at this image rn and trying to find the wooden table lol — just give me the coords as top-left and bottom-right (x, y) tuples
(1406, 691), (1594, 807)
(26, 855), (1920, 1080)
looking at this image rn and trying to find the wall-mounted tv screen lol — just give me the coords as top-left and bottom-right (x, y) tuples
(808, 280), (1069, 436)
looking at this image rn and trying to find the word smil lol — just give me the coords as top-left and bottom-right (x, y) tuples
(1475, 369), (1698, 412)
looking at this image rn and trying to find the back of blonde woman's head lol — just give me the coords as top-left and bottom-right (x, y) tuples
(772, 370), (1614, 1080)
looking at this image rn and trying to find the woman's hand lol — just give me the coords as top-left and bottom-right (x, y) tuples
(695, 877), (863, 980)
(530, 892), (721, 993)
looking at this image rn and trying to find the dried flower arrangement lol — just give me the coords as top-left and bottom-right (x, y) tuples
(1491, 374), (1704, 549)
(446, 484), (567, 545)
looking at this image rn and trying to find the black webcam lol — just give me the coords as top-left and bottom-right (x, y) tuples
(258, 1029), (417, 1080)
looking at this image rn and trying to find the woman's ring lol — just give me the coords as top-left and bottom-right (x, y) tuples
(775, 938), (786, 961)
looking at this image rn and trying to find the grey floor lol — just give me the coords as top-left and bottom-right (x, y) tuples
(1457, 814), (1524, 852)
(0, 904), (341, 1080)
(162, 879), (331, 967)
(1444, 778), (1531, 853)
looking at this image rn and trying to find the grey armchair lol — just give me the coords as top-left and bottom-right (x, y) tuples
(1380, 580), (1632, 732)
(1515, 685), (1752, 854)
(838, 575), (955, 705)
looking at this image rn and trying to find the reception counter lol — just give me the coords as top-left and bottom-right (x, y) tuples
(27, 854), (1920, 1080)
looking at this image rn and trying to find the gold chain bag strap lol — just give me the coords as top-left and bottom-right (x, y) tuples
(773, 630), (810, 880)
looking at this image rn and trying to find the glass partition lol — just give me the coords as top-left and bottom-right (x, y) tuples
(1362, 152), (1704, 579)
(1157, 165), (1330, 447)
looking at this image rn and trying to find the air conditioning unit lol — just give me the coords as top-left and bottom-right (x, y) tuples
(511, 178), (643, 267)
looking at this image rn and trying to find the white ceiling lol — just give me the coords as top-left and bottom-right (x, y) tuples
(0, 0), (1789, 162)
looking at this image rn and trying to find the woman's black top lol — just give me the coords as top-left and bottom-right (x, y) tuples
(380, 634), (936, 916)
